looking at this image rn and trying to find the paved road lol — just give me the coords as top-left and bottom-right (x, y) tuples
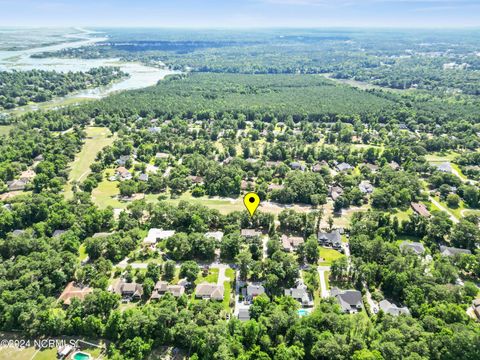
(317, 265), (330, 298)
(429, 196), (459, 223)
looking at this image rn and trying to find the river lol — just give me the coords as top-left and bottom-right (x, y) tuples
(0, 28), (178, 112)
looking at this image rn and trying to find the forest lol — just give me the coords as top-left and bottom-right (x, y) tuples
(0, 67), (126, 109)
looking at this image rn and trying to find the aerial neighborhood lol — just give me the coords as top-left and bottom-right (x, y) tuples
(0, 23), (480, 360)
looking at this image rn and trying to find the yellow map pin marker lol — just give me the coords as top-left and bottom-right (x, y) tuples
(243, 192), (260, 217)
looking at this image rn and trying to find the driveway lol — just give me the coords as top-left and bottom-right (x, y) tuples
(317, 265), (330, 298)
(429, 196), (459, 223)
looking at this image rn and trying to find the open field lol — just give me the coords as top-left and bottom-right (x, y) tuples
(65, 127), (116, 198)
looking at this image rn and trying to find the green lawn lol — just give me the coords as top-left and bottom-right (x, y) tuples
(78, 244), (88, 261)
(324, 270), (331, 290)
(195, 268), (219, 285)
(222, 268), (235, 312)
(319, 247), (345, 265)
(391, 207), (413, 222)
(65, 127), (116, 198)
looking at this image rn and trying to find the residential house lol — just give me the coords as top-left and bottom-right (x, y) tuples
(473, 299), (480, 320)
(148, 127), (161, 133)
(195, 283), (224, 301)
(114, 281), (144, 300)
(439, 246), (471, 257)
(52, 230), (66, 238)
(155, 152), (170, 160)
(281, 234), (304, 252)
(241, 180), (252, 191)
(116, 155), (130, 166)
(329, 185), (344, 201)
(290, 162), (306, 171)
(58, 282), (93, 306)
(188, 175), (204, 185)
(12, 229), (25, 237)
(205, 231), (224, 242)
(33, 154), (44, 162)
(150, 281), (185, 300)
(435, 162), (453, 173)
(379, 299), (410, 316)
(138, 173), (149, 182)
(57, 345), (74, 359)
(318, 230), (342, 250)
(265, 161), (282, 168)
(143, 228), (176, 245)
(116, 166), (132, 181)
(336, 162), (353, 172)
(246, 284), (265, 298)
(331, 287), (363, 313)
(241, 229), (262, 238)
(7, 179), (27, 191)
(92, 232), (113, 238)
(400, 241), (425, 255)
(363, 163), (379, 172)
(285, 285), (314, 307)
(359, 180), (374, 194)
(389, 161), (400, 171)
(411, 202), (431, 218)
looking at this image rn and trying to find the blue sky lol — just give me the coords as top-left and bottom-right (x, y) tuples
(0, 0), (479, 28)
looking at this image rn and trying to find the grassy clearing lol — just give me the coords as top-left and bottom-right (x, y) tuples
(0, 125), (13, 136)
(424, 151), (459, 162)
(391, 207), (413, 222)
(319, 247), (345, 266)
(65, 127), (116, 198)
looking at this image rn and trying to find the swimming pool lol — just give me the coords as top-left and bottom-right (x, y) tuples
(72, 352), (92, 360)
(298, 309), (308, 317)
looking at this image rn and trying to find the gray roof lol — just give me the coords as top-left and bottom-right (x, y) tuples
(331, 288), (363, 313)
(52, 230), (66, 238)
(247, 284), (265, 297)
(285, 287), (312, 305)
(379, 299), (410, 316)
(241, 229), (261, 237)
(238, 308), (250, 321)
(359, 180), (374, 194)
(439, 246), (471, 257)
(290, 162), (305, 171)
(318, 230), (341, 245)
(435, 162), (452, 173)
(337, 162), (353, 171)
(400, 241), (425, 255)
